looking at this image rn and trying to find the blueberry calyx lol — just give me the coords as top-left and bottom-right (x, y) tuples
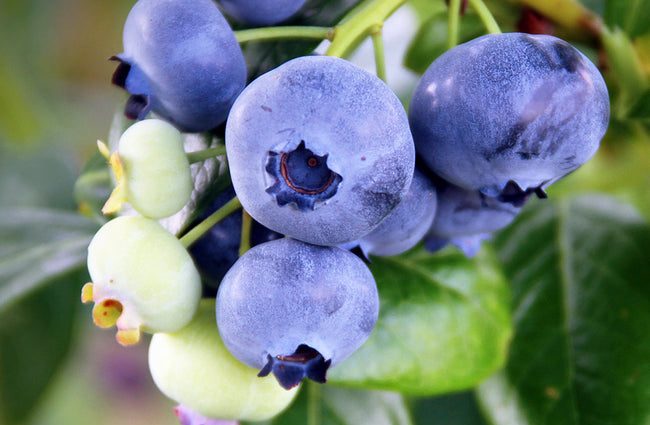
(494, 180), (548, 207)
(110, 55), (152, 120)
(424, 236), (449, 253)
(265, 141), (342, 211)
(124, 94), (151, 120)
(450, 234), (491, 257)
(425, 234), (491, 257)
(257, 344), (331, 390)
(350, 245), (371, 264)
(110, 55), (131, 89)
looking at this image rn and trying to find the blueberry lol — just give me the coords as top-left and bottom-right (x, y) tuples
(188, 187), (281, 291)
(425, 234), (491, 258)
(425, 182), (521, 257)
(216, 238), (379, 389)
(112, 0), (247, 132)
(149, 300), (298, 422)
(348, 168), (437, 257)
(219, 0), (307, 26)
(226, 56), (415, 246)
(83, 216), (201, 346)
(174, 406), (236, 425)
(409, 33), (609, 204)
(102, 119), (193, 219)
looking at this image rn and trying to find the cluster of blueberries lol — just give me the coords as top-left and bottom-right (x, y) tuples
(81, 0), (610, 422)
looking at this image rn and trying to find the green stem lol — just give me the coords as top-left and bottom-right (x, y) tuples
(448, 0), (461, 49)
(326, 0), (406, 58)
(180, 197), (242, 248)
(371, 26), (387, 82)
(186, 146), (227, 164)
(468, 0), (502, 34)
(307, 382), (321, 425)
(239, 210), (252, 256)
(235, 26), (334, 43)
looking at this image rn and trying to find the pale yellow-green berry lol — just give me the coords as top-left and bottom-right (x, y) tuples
(84, 216), (201, 346)
(103, 119), (192, 219)
(149, 300), (299, 422)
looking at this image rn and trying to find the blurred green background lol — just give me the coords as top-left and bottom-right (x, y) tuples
(0, 0), (648, 424)
(0, 1), (180, 424)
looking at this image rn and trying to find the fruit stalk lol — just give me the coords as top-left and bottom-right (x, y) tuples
(186, 146), (227, 164)
(326, 0), (406, 58)
(231, 0), (406, 59)
(239, 210), (252, 256)
(180, 197), (242, 248)
(371, 26), (387, 82)
(448, 0), (462, 48)
(307, 382), (322, 425)
(235, 26), (334, 43)
(468, 0), (501, 34)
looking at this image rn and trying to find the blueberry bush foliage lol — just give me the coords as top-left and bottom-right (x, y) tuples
(0, 0), (649, 424)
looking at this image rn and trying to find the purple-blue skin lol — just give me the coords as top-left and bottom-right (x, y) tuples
(216, 238), (379, 389)
(174, 405), (236, 425)
(112, 0), (247, 133)
(226, 56), (415, 246)
(219, 0), (307, 26)
(347, 168), (437, 257)
(409, 33), (610, 205)
(188, 187), (281, 292)
(424, 182), (520, 257)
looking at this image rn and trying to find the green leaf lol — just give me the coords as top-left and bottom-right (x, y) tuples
(627, 88), (650, 120)
(407, 0), (446, 22)
(604, 0), (650, 38)
(549, 141), (650, 220)
(329, 247), (512, 395)
(73, 151), (112, 220)
(0, 208), (98, 311)
(636, 33), (650, 72)
(404, 12), (484, 74)
(0, 269), (84, 424)
(580, 0), (605, 16)
(601, 27), (648, 118)
(0, 144), (79, 210)
(0, 52), (44, 143)
(412, 392), (489, 425)
(477, 196), (650, 425)
(251, 384), (411, 425)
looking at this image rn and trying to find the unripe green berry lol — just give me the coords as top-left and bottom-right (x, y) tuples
(149, 300), (298, 421)
(83, 216), (201, 345)
(103, 119), (192, 219)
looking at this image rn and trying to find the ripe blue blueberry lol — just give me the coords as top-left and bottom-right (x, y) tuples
(112, 0), (247, 132)
(188, 187), (281, 291)
(226, 56), (415, 246)
(425, 182), (521, 257)
(347, 169), (437, 257)
(216, 238), (379, 389)
(409, 33), (609, 205)
(219, 0), (307, 26)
